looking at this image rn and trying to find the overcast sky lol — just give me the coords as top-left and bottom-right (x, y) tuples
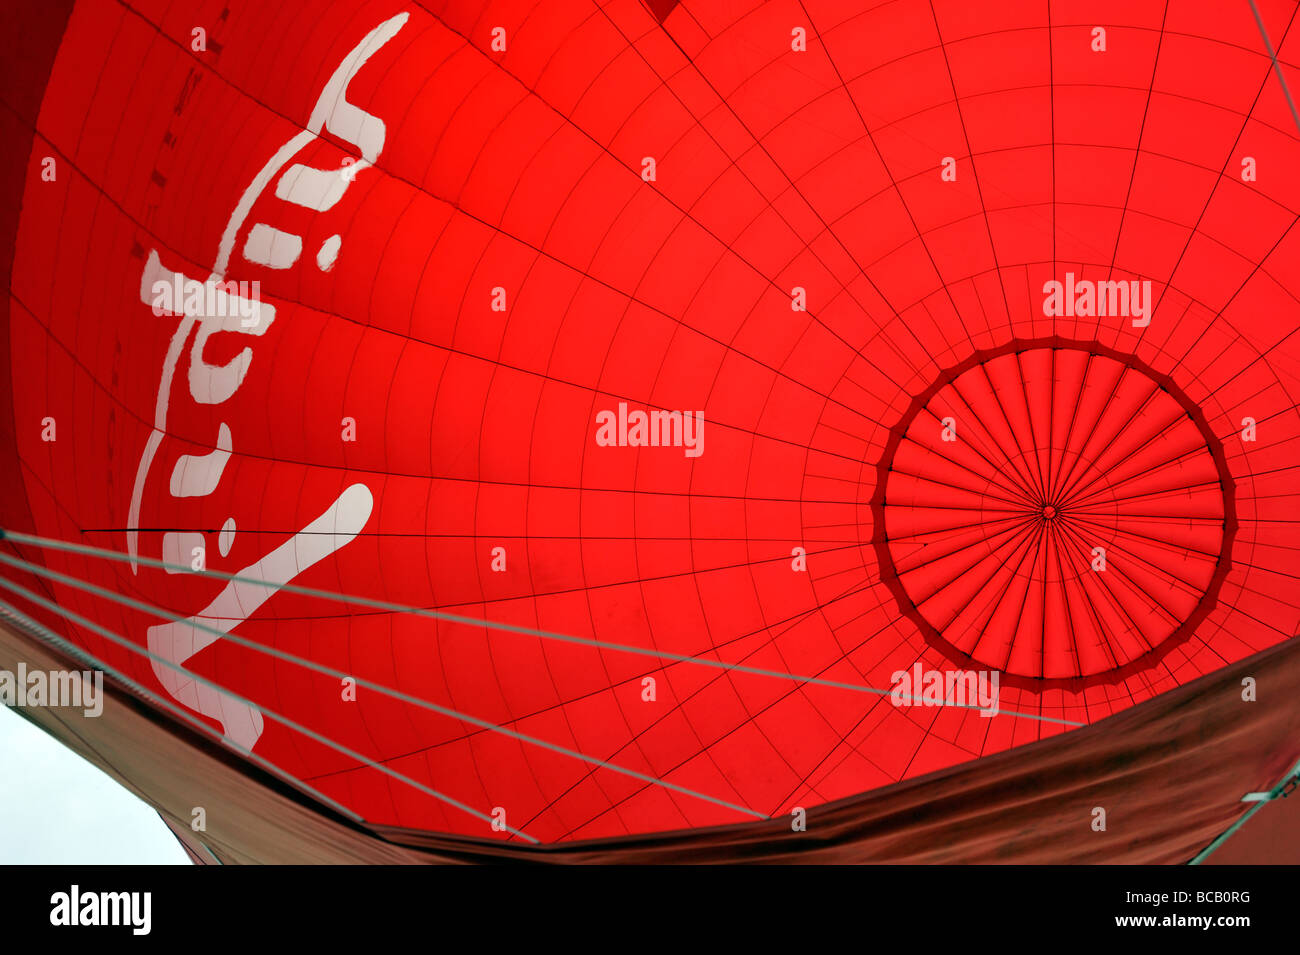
(0, 704), (190, 864)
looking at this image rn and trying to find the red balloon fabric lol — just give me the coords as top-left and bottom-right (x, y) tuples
(3, 0), (1300, 849)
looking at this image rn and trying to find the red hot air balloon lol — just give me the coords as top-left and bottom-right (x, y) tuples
(1, 0), (1299, 863)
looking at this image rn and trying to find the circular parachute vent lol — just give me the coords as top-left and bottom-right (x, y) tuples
(874, 339), (1235, 686)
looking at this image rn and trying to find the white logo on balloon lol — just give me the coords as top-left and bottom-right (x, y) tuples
(127, 13), (410, 750)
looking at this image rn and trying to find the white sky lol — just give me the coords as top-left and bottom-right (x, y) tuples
(0, 704), (191, 864)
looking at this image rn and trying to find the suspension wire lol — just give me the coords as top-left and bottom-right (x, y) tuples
(0, 528), (1082, 726)
(0, 572), (540, 843)
(0, 549), (768, 821)
(0, 595), (364, 825)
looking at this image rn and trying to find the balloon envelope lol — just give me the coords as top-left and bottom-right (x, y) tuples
(2, 0), (1299, 857)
